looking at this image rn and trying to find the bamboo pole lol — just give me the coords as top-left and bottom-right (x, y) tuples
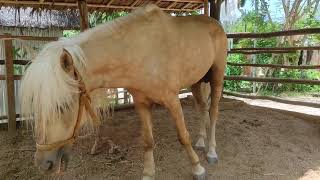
(0, 60), (29, 65)
(224, 76), (320, 85)
(0, 114), (20, 121)
(4, 34), (16, 135)
(0, 75), (23, 80)
(231, 46), (320, 51)
(78, 0), (89, 32)
(227, 28), (320, 39)
(0, 34), (58, 41)
(123, 89), (129, 104)
(228, 50), (297, 54)
(130, 0), (140, 7)
(0, 0), (203, 12)
(204, 0), (208, 16)
(167, 1), (177, 9)
(227, 62), (320, 69)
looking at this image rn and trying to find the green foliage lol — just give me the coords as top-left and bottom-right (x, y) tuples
(12, 46), (28, 75)
(295, 11), (320, 45)
(63, 30), (80, 38)
(89, 11), (128, 27)
(63, 11), (127, 38)
(224, 6), (320, 95)
(273, 70), (320, 93)
(224, 54), (254, 91)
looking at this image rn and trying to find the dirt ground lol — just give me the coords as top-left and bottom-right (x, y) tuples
(1, 97), (320, 180)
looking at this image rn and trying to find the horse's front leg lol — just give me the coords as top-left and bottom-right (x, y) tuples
(134, 100), (155, 180)
(90, 125), (102, 155)
(164, 96), (206, 180)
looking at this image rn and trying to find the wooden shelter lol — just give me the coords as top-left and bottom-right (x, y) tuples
(0, 0), (211, 134)
(1, 0), (319, 136)
(0, 0), (206, 13)
(0, 7), (82, 135)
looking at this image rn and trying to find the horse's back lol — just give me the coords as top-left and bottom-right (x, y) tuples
(123, 5), (227, 90)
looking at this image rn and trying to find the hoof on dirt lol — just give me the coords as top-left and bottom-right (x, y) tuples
(142, 175), (155, 180)
(193, 171), (206, 180)
(194, 138), (206, 151)
(194, 144), (206, 151)
(207, 155), (218, 165)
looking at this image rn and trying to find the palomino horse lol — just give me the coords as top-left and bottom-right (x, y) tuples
(21, 4), (227, 180)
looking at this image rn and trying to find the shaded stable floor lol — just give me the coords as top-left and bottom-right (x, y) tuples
(1, 97), (320, 180)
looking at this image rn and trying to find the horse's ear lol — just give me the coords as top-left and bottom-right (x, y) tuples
(60, 49), (74, 73)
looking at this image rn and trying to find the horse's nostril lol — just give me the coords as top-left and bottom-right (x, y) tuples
(41, 160), (53, 171)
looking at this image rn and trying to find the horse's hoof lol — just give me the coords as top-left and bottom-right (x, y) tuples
(207, 156), (218, 165)
(192, 164), (206, 180)
(193, 171), (206, 180)
(207, 150), (218, 165)
(142, 175), (155, 180)
(194, 138), (206, 151)
(194, 144), (206, 151)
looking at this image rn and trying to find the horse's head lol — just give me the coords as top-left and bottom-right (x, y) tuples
(21, 44), (91, 174)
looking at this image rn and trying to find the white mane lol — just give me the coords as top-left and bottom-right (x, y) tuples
(20, 40), (88, 135)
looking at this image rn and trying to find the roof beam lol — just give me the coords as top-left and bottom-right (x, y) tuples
(193, 3), (203, 10)
(130, 0), (140, 7)
(0, 1), (203, 12)
(181, 2), (191, 9)
(107, 0), (114, 6)
(167, 1), (177, 9)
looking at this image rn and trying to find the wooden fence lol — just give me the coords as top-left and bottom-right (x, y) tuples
(1, 27), (320, 133)
(225, 27), (320, 86)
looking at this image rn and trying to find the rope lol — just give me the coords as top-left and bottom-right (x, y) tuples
(36, 67), (101, 151)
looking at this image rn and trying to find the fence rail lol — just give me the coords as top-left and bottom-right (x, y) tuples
(227, 28), (320, 39)
(231, 46), (320, 51)
(0, 34), (58, 41)
(228, 50), (296, 54)
(0, 60), (29, 65)
(0, 75), (23, 80)
(2, 28), (320, 133)
(224, 76), (320, 85)
(228, 46), (320, 54)
(227, 62), (320, 69)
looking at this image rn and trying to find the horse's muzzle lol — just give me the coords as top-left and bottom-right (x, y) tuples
(34, 146), (71, 174)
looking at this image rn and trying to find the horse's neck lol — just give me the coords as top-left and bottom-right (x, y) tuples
(77, 31), (131, 90)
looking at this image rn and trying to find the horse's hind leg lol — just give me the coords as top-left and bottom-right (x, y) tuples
(191, 82), (210, 151)
(132, 94), (155, 180)
(207, 64), (225, 165)
(164, 95), (205, 180)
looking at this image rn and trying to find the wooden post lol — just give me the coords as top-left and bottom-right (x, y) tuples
(204, 0), (209, 16)
(4, 33), (16, 135)
(210, 0), (221, 20)
(124, 89), (129, 104)
(78, 0), (89, 31)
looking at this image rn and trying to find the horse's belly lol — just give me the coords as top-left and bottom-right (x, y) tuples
(176, 49), (214, 88)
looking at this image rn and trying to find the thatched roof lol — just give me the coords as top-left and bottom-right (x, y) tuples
(0, 7), (80, 29)
(0, 0), (204, 13)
